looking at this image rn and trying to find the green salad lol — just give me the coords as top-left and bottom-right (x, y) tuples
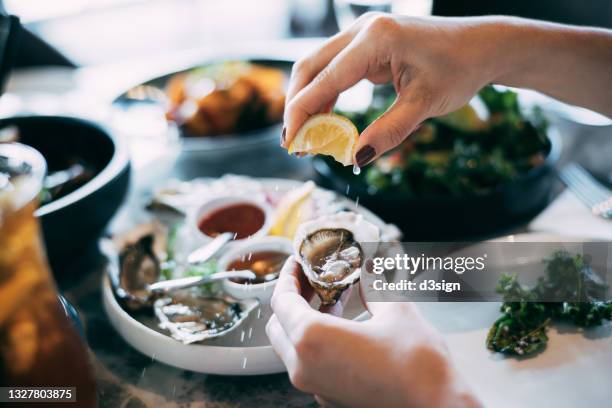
(335, 85), (551, 196)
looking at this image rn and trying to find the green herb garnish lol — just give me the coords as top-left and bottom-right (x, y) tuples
(184, 259), (219, 296)
(159, 223), (220, 295)
(487, 251), (612, 357)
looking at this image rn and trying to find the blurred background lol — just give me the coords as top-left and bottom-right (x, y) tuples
(4, 0), (612, 68)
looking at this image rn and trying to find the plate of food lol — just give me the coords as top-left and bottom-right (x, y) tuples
(114, 59), (290, 152)
(313, 85), (562, 240)
(415, 233), (612, 407)
(101, 175), (401, 375)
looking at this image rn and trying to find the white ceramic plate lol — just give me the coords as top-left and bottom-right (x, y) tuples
(417, 233), (612, 408)
(102, 178), (392, 375)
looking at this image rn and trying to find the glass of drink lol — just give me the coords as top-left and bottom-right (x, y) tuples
(0, 143), (96, 407)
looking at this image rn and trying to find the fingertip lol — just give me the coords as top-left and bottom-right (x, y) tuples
(356, 98), (426, 163)
(354, 144), (377, 168)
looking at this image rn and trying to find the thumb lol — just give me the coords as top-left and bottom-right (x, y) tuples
(354, 95), (426, 168)
(357, 256), (423, 321)
(358, 277), (421, 320)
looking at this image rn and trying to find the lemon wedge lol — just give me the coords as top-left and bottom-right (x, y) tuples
(269, 181), (316, 239)
(288, 113), (359, 166)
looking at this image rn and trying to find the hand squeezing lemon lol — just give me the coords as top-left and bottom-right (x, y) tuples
(287, 113), (359, 166)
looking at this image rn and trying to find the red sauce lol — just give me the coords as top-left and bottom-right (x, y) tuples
(228, 250), (288, 284)
(198, 203), (265, 240)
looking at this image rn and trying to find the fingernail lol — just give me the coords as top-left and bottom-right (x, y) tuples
(280, 127), (286, 145)
(355, 145), (376, 167)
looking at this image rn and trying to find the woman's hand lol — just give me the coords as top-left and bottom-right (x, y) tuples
(281, 13), (498, 167)
(281, 13), (612, 167)
(266, 257), (481, 408)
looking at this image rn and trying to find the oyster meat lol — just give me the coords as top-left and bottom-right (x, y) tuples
(154, 293), (258, 344)
(108, 222), (168, 311)
(294, 212), (379, 305)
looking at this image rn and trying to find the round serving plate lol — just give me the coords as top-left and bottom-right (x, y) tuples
(417, 232), (612, 408)
(102, 178), (393, 375)
(113, 58), (292, 153)
(111, 56), (297, 179)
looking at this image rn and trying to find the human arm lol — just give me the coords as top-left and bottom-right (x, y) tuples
(280, 14), (612, 167)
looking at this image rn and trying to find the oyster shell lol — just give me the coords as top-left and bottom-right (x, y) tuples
(107, 222), (168, 311)
(293, 212), (380, 305)
(154, 293), (258, 344)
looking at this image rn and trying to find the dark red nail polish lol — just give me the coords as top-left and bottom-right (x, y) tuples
(356, 145), (376, 168)
(281, 127), (286, 144)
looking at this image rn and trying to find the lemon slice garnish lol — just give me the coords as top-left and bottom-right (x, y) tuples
(269, 181), (316, 239)
(288, 113), (359, 166)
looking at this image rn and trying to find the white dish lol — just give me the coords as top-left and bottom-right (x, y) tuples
(219, 236), (292, 303)
(103, 177), (393, 375)
(417, 232), (612, 408)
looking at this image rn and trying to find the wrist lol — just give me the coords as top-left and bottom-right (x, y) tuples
(461, 16), (540, 87)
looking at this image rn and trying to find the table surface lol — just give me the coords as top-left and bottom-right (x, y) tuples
(6, 39), (611, 407)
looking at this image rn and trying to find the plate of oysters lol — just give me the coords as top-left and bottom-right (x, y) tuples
(102, 175), (401, 375)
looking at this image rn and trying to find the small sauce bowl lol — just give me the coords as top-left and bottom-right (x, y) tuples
(190, 196), (273, 246)
(218, 236), (292, 303)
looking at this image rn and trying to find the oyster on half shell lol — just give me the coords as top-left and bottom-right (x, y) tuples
(154, 293), (258, 344)
(293, 212), (380, 305)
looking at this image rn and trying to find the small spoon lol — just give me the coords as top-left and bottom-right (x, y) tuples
(147, 270), (255, 294)
(187, 232), (234, 265)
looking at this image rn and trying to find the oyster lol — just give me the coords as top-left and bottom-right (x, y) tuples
(107, 222), (168, 311)
(117, 234), (161, 311)
(293, 212), (380, 305)
(154, 293), (258, 344)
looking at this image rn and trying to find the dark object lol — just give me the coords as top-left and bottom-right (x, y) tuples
(13, 27), (75, 68)
(315, 143), (560, 240)
(0, 14), (21, 93)
(487, 251), (612, 357)
(0, 116), (130, 274)
(433, 0), (612, 29)
(314, 130), (560, 241)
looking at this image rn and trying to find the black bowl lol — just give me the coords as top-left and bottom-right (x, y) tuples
(314, 128), (562, 241)
(0, 116), (130, 274)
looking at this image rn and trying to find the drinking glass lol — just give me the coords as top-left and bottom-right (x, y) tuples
(0, 143), (96, 407)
